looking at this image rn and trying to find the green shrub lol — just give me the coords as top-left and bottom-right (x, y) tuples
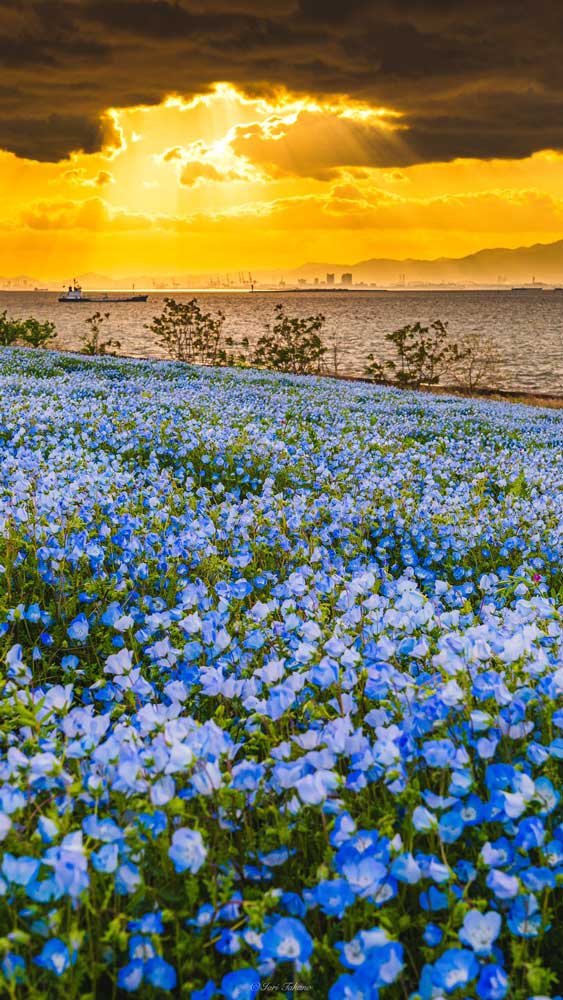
(251, 304), (327, 375)
(0, 310), (24, 347)
(81, 312), (121, 357)
(20, 317), (58, 349)
(366, 320), (457, 388)
(146, 297), (231, 365)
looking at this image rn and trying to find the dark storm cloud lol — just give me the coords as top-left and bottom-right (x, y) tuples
(0, 113), (115, 162)
(1, 0), (563, 163)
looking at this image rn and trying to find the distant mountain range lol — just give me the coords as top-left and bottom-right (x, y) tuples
(289, 239), (563, 285)
(2, 238), (563, 289)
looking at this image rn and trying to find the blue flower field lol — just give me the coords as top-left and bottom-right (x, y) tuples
(2, 348), (563, 999)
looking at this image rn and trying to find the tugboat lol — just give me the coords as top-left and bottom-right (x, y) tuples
(58, 280), (148, 303)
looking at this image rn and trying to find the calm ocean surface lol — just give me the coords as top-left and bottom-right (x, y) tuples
(2, 289), (563, 394)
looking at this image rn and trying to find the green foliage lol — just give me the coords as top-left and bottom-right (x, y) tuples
(250, 304), (327, 375)
(0, 313), (58, 350)
(146, 297), (235, 365)
(366, 320), (501, 392)
(366, 319), (456, 388)
(19, 317), (58, 349)
(80, 312), (121, 357)
(0, 310), (24, 347)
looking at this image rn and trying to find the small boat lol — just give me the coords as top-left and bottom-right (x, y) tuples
(59, 280), (147, 303)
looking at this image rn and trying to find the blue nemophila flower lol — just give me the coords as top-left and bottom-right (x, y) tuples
(128, 912), (165, 934)
(0, 814), (11, 841)
(507, 895), (542, 937)
(232, 760), (265, 791)
(330, 812), (356, 847)
(145, 957), (177, 989)
(261, 917), (313, 965)
(1, 953), (25, 983)
(334, 929), (403, 989)
(168, 828), (207, 873)
(339, 855), (388, 899)
(422, 924), (443, 947)
(44, 831), (89, 899)
(35, 939), (74, 976)
(438, 809), (465, 844)
(128, 935), (156, 962)
(192, 982), (217, 1000)
(476, 964), (509, 1000)
(8, 351), (563, 993)
(91, 843), (119, 873)
(313, 878), (355, 917)
(2, 854), (41, 887)
(390, 853), (422, 884)
(334, 927), (388, 969)
(67, 614), (89, 642)
(431, 948), (479, 993)
(515, 816), (546, 850)
(215, 930), (240, 955)
(221, 967), (261, 999)
(486, 869), (520, 900)
(412, 806), (438, 832)
(459, 910), (501, 955)
(118, 960), (144, 992)
(422, 739), (456, 768)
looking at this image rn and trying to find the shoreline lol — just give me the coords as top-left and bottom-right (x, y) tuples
(332, 372), (563, 409)
(16, 342), (563, 411)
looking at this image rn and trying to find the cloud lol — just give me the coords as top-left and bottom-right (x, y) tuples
(19, 197), (152, 231)
(0, 110), (121, 163)
(157, 139), (256, 185)
(231, 110), (408, 177)
(16, 185), (563, 239)
(61, 168), (115, 187)
(179, 186), (563, 236)
(179, 161), (246, 186)
(1, 1), (563, 164)
(162, 146), (184, 163)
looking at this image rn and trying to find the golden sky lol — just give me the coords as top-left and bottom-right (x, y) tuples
(3, 84), (563, 278)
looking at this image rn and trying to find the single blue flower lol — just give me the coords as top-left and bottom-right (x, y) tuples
(67, 614), (89, 642)
(35, 939), (72, 977)
(507, 895), (542, 938)
(168, 827), (207, 874)
(221, 967), (261, 999)
(117, 960), (144, 992)
(515, 817), (545, 850)
(2, 854), (41, 887)
(329, 970), (377, 999)
(459, 910), (502, 955)
(1, 953), (25, 983)
(215, 930), (240, 955)
(313, 878), (355, 918)
(192, 981), (217, 1000)
(261, 917), (314, 965)
(432, 948), (479, 993)
(423, 924), (443, 947)
(145, 956), (177, 990)
(128, 912), (165, 935)
(476, 964), (509, 1000)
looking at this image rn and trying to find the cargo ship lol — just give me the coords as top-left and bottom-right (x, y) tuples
(59, 281), (148, 303)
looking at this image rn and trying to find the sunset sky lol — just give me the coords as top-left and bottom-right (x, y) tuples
(2, 1), (563, 277)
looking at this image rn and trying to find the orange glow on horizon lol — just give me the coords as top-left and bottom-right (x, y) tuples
(1, 83), (563, 279)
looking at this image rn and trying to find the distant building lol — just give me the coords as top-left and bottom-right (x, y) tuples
(341, 273), (353, 285)
(326, 273), (335, 286)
